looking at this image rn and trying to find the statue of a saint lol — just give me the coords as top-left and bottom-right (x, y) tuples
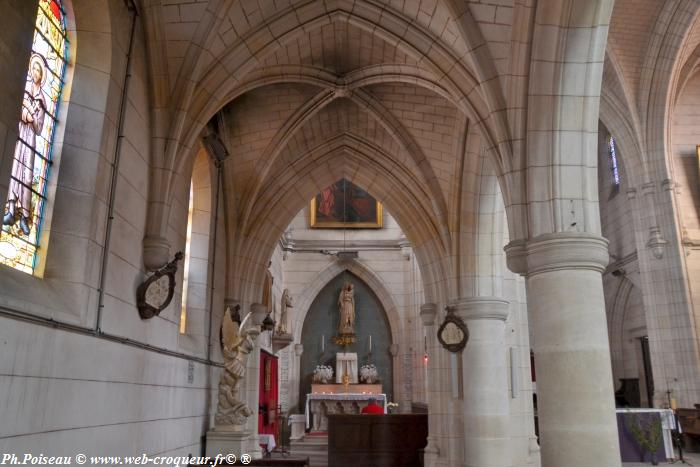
(4, 54), (47, 235)
(215, 306), (256, 427)
(277, 289), (293, 334)
(338, 282), (355, 335)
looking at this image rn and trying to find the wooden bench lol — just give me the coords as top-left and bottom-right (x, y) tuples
(328, 414), (428, 467)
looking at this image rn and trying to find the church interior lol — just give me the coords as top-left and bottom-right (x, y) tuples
(5, 1), (700, 466)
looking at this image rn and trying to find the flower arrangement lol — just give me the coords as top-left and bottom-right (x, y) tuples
(360, 363), (379, 384)
(312, 365), (334, 384)
(386, 402), (399, 413)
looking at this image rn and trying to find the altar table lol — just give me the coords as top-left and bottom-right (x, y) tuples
(305, 393), (387, 431)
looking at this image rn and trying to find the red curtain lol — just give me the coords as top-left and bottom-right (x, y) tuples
(258, 350), (279, 436)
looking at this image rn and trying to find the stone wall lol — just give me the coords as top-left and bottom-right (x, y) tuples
(0, 2), (224, 458)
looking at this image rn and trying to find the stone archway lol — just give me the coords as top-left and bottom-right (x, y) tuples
(297, 270), (395, 411)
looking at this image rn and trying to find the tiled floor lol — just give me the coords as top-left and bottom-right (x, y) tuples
(623, 451), (700, 465)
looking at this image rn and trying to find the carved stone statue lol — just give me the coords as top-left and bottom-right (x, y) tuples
(278, 289), (293, 334)
(215, 306), (256, 427)
(338, 282), (355, 335)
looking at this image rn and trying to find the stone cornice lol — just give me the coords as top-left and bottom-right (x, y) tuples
(420, 303), (438, 326)
(449, 297), (509, 321)
(279, 237), (404, 252)
(505, 232), (609, 276)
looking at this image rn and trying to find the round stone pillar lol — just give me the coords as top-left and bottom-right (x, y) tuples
(247, 303), (267, 459)
(419, 303), (440, 461)
(451, 297), (511, 467)
(505, 233), (621, 467)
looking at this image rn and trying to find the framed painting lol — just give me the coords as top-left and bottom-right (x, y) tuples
(310, 179), (383, 228)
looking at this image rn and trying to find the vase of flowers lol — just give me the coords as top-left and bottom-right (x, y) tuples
(360, 363), (379, 384)
(313, 365), (334, 384)
(386, 402), (399, 414)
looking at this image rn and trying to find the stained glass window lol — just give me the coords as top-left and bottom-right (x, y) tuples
(608, 135), (621, 186)
(0, 0), (67, 274)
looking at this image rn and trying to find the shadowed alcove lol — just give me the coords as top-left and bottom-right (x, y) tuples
(299, 271), (394, 407)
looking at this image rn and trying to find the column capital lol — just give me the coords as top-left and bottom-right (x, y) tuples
(420, 303), (438, 326)
(504, 232), (609, 276)
(389, 343), (399, 357)
(143, 235), (172, 271)
(250, 303), (268, 326)
(449, 297), (509, 321)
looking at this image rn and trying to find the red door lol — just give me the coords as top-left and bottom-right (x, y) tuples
(259, 350), (279, 437)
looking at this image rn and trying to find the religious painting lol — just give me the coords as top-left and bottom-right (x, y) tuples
(0, 0), (67, 274)
(310, 179), (382, 228)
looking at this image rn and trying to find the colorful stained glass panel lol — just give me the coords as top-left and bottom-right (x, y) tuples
(0, 0), (67, 273)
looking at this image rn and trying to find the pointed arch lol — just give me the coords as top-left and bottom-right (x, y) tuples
(292, 260), (401, 345)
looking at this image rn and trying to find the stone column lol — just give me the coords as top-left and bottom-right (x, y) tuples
(419, 303), (440, 464)
(246, 303), (268, 458)
(505, 233), (621, 467)
(451, 297), (511, 467)
(293, 344), (303, 411)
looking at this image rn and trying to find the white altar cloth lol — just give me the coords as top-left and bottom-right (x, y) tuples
(616, 408), (679, 460)
(258, 434), (276, 452)
(305, 393), (387, 429)
(336, 352), (358, 384)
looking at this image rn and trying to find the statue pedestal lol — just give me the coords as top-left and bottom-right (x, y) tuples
(272, 332), (293, 353)
(205, 428), (260, 459)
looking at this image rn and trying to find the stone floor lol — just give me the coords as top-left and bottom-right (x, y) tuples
(623, 451), (700, 465)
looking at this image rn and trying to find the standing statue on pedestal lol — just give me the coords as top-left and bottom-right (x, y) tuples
(338, 282), (355, 335)
(277, 289), (293, 334)
(215, 306), (256, 427)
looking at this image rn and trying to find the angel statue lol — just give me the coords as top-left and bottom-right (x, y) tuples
(338, 282), (355, 335)
(277, 289), (293, 334)
(215, 306), (257, 427)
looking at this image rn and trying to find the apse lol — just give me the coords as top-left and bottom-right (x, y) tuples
(299, 271), (393, 406)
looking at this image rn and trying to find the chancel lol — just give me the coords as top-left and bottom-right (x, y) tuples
(6, 1), (700, 467)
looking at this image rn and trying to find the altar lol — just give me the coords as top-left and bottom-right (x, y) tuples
(306, 390), (387, 431)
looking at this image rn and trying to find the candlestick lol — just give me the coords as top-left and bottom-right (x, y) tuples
(321, 334), (325, 353)
(369, 335), (372, 353)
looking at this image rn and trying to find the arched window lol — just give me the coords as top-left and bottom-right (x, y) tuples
(179, 151), (212, 336)
(0, 0), (67, 274)
(607, 135), (621, 187)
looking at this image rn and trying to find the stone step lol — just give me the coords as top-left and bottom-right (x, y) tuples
(290, 435), (328, 467)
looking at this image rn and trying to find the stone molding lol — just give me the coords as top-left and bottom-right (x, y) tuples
(250, 303), (268, 327)
(143, 235), (172, 271)
(504, 232), (609, 276)
(389, 343), (399, 356)
(419, 303), (438, 326)
(449, 297), (509, 321)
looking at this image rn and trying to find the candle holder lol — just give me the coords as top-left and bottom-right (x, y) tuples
(333, 333), (356, 347)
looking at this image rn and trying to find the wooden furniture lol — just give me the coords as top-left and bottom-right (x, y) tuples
(677, 408), (700, 436)
(306, 393), (387, 431)
(328, 414), (428, 467)
(677, 407), (700, 451)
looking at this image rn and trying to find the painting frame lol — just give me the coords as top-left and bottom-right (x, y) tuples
(310, 179), (383, 229)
